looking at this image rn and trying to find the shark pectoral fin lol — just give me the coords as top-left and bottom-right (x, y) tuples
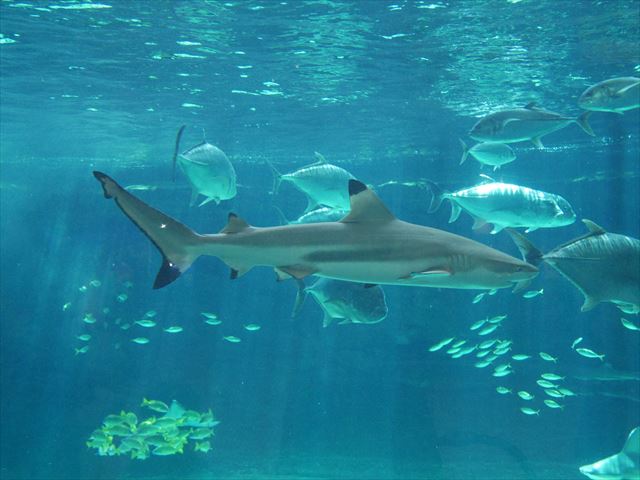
(276, 265), (317, 280)
(512, 279), (531, 294)
(198, 196), (219, 207)
(220, 213), (251, 234)
(448, 203), (462, 223)
(322, 312), (334, 328)
(581, 295), (601, 312)
(531, 137), (545, 149)
(341, 180), (396, 223)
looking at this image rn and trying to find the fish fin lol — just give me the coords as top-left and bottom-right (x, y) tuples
(478, 173), (496, 183)
(322, 312), (334, 328)
(266, 161), (283, 195)
(505, 229), (544, 266)
(291, 279), (307, 317)
(198, 196), (219, 207)
(341, 180), (395, 223)
(492, 165), (500, 171)
(189, 190), (199, 206)
(220, 213), (251, 234)
(424, 180), (447, 213)
(364, 283), (377, 289)
(616, 81), (640, 95)
(183, 158), (209, 166)
(173, 125), (186, 182)
(580, 295), (600, 312)
(230, 266), (251, 279)
(582, 219), (606, 235)
(448, 202), (462, 223)
(623, 427), (640, 456)
(472, 217), (488, 230)
(490, 224), (505, 234)
(93, 171), (202, 289)
(303, 197), (320, 214)
(531, 137), (545, 149)
(524, 226), (539, 233)
(272, 206), (289, 225)
(524, 102), (538, 110)
(313, 151), (327, 164)
(276, 265), (317, 280)
(576, 111), (595, 136)
(459, 138), (469, 165)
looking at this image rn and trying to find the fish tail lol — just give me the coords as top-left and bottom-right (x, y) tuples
(505, 229), (544, 266)
(576, 111), (595, 137)
(424, 180), (447, 213)
(266, 161), (283, 195)
(93, 171), (203, 289)
(459, 138), (469, 165)
(173, 125), (186, 181)
(291, 279), (307, 317)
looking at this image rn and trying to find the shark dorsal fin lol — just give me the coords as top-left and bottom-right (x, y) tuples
(524, 101), (538, 110)
(582, 219), (606, 235)
(623, 427), (639, 456)
(221, 213), (251, 234)
(341, 180), (395, 223)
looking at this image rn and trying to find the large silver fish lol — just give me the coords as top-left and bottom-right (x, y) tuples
(300, 278), (388, 327)
(579, 77), (640, 114)
(426, 177), (576, 234)
(509, 221), (640, 313)
(268, 153), (355, 212)
(459, 139), (516, 170)
(173, 126), (237, 207)
(93, 172), (538, 291)
(579, 427), (639, 480)
(469, 103), (594, 148)
(274, 206), (350, 225)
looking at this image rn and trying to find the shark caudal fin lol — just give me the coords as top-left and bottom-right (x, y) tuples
(93, 171), (202, 289)
(506, 229), (544, 266)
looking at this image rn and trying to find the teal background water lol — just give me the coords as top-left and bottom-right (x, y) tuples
(1, 1), (639, 479)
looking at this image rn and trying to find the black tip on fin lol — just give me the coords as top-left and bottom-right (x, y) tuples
(228, 213), (238, 220)
(230, 269), (238, 280)
(153, 258), (182, 289)
(349, 179), (367, 196)
(93, 171), (113, 198)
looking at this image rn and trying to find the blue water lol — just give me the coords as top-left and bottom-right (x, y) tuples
(1, 1), (639, 479)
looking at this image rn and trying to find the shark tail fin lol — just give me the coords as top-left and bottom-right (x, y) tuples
(424, 180), (448, 213)
(623, 427), (639, 456)
(459, 138), (469, 165)
(506, 229), (544, 266)
(267, 161), (283, 195)
(93, 171), (202, 289)
(576, 111), (595, 137)
(173, 125), (186, 182)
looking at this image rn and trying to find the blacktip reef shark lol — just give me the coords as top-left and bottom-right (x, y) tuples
(93, 171), (538, 291)
(508, 221), (640, 313)
(579, 426), (639, 480)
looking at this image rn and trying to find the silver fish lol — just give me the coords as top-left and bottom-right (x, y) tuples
(427, 177), (575, 234)
(579, 77), (640, 113)
(173, 126), (237, 207)
(509, 220), (640, 313)
(301, 278), (388, 327)
(93, 173), (538, 292)
(275, 206), (350, 225)
(469, 102), (594, 148)
(268, 152), (355, 212)
(579, 427), (639, 480)
(459, 139), (516, 170)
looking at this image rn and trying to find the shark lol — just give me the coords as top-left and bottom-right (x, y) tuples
(508, 220), (640, 313)
(92, 171), (538, 291)
(579, 427), (639, 480)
